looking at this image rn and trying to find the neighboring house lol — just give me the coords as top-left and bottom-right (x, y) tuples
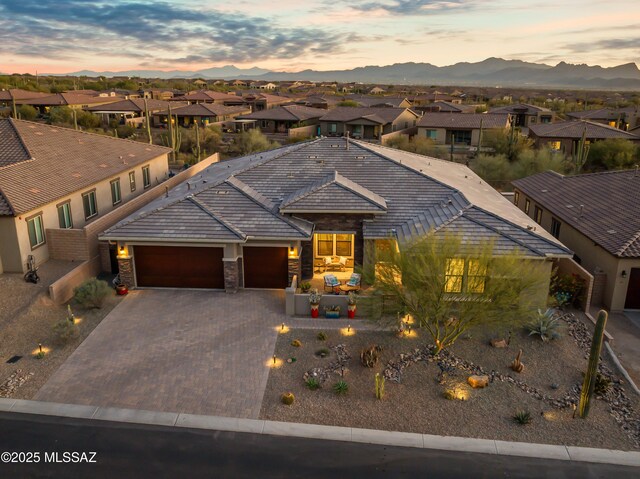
(251, 81), (277, 90)
(0, 89), (51, 108)
(100, 137), (570, 298)
(409, 93), (461, 105)
(170, 90), (246, 106)
(153, 103), (251, 127)
(232, 80), (248, 87)
(0, 118), (171, 274)
(416, 113), (511, 145)
(319, 107), (420, 140)
(346, 95), (412, 108)
(242, 92), (293, 111)
(512, 170), (640, 311)
(295, 95), (342, 110)
(369, 87), (386, 95)
(16, 92), (121, 113)
(235, 105), (324, 135)
(489, 103), (554, 128)
(416, 101), (478, 114)
(567, 107), (640, 131)
(528, 120), (640, 155)
(138, 89), (177, 101)
(84, 99), (184, 126)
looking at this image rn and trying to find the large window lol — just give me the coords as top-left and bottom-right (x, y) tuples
(329, 123), (337, 134)
(551, 218), (561, 239)
(451, 130), (472, 145)
(425, 129), (437, 140)
(27, 214), (46, 249)
(524, 199), (530, 214)
(316, 233), (353, 258)
(110, 179), (121, 205)
(129, 171), (136, 192)
(514, 191), (520, 205)
(82, 190), (98, 220)
(142, 165), (151, 189)
(444, 258), (487, 294)
(57, 202), (73, 229)
(534, 205), (543, 224)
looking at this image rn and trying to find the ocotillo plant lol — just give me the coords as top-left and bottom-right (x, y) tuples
(578, 310), (608, 418)
(572, 125), (590, 174)
(144, 98), (153, 144)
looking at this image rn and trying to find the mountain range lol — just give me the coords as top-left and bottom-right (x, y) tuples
(56, 58), (640, 89)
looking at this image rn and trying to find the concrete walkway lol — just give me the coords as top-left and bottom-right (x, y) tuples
(35, 289), (285, 418)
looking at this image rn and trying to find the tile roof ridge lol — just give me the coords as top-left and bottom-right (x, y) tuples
(187, 195), (247, 240)
(616, 228), (640, 256)
(102, 193), (190, 234)
(332, 171), (387, 209)
(430, 203), (473, 233)
(230, 138), (321, 178)
(5, 117), (34, 161)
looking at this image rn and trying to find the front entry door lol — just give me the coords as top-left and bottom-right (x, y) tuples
(624, 268), (640, 309)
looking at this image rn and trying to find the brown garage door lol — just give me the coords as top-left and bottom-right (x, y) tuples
(625, 268), (640, 309)
(134, 246), (224, 289)
(243, 247), (288, 289)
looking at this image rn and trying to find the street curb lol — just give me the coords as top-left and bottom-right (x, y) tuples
(0, 398), (638, 467)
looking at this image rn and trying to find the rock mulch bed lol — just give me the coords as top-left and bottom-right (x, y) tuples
(0, 369), (34, 397)
(260, 316), (639, 450)
(303, 344), (351, 385)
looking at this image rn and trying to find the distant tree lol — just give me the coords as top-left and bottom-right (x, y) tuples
(585, 138), (639, 171)
(337, 100), (359, 107)
(232, 129), (280, 155)
(76, 110), (101, 129)
(47, 106), (74, 126)
(16, 105), (38, 121)
(364, 234), (548, 355)
(511, 148), (568, 179)
(385, 135), (449, 160)
(470, 154), (513, 190)
(482, 128), (532, 160)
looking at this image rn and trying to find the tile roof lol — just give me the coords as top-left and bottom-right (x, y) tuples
(567, 107), (639, 121)
(346, 95), (410, 108)
(84, 98), (181, 113)
(513, 170), (640, 258)
(0, 119), (171, 216)
(0, 89), (51, 101)
(489, 103), (552, 114)
(417, 113), (510, 129)
(17, 92), (120, 106)
(102, 138), (570, 257)
(280, 170), (387, 213)
(529, 120), (640, 140)
(319, 107), (416, 124)
(170, 90), (241, 103)
(237, 105), (325, 122)
(153, 103), (249, 117)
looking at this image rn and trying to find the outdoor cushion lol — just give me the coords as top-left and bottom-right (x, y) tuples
(324, 274), (340, 287)
(323, 256), (333, 265)
(338, 256), (348, 266)
(346, 273), (361, 287)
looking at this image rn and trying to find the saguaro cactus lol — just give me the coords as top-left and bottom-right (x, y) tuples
(375, 373), (385, 400)
(578, 310), (608, 418)
(572, 125), (590, 174)
(144, 98), (153, 144)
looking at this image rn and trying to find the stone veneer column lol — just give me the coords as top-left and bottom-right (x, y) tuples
(223, 259), (239, 293)
(117, 256), (134, 287)
(288, 256), (301, 286)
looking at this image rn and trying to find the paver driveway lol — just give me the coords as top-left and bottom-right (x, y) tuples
(35, 289), (285, 418)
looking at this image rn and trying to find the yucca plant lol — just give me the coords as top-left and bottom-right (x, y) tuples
(527, 308), (562, 342)
(513, 410), (532, 425)
(305, 378), (320, 390)
(333, 380), (349, 395)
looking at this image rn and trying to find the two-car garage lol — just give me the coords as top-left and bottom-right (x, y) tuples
(133, 245), (289, 290)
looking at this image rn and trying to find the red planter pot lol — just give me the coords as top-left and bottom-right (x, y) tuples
(311, 306), (319, 318)
(116, 285), (129, 296)
(348, 306), (356, 319)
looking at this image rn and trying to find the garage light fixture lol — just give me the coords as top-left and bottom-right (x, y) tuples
(621, 270), (627, 278)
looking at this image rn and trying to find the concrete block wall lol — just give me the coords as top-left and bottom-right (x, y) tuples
(49, 256), (101, 304)
(46, 229), (90, 261)
(556, 257), (594, 312)
(591, 270), (607, 307)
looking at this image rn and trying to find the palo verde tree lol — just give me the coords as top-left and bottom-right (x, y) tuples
(364, 234), (549, 355)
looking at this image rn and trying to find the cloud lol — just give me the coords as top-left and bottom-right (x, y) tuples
(564, 37), (640, 53)
(348, 0), (471, 15)
(0, 0), (359, 65)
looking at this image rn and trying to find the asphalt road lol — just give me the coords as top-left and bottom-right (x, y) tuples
(0, 412), (636, 479)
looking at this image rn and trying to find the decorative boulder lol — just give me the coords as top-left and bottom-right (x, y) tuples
(490, 338), (508, 348)
(467, 375), (489, 388)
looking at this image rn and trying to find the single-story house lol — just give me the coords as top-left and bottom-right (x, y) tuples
(416, 113), (511, 145)
(346, 95), (412, 108)
(295, 95), (342, 110)
(16, 92), (121, 113)
(170, 90), (246, 107)
(489, 103), (554, 128)
(154, 103), (251, 127)
(0, 118), (171, 274)
(318, 107), (420, 140)
(409, 93), (461, 105)
(235, 105), (325, 135)
(242, 92), (293, 111)
(369, 87), (386, 95)
(512, 170), (640, 311)
(84, 99), (185, 126)
(0, 89), (51, 108)
(528, 120), (640, 155)
(416, 101), (478, 114)
(567, 107), (640, 131)
(100, 137), (570, 300)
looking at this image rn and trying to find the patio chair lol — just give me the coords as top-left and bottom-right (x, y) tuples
(339, 273), (361, 293)
(324, 274), (341, 293)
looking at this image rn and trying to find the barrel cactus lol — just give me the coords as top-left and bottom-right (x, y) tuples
(281, 392), (295, 405)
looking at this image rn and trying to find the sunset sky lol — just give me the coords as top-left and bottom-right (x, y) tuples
(1, 0), (639, 74)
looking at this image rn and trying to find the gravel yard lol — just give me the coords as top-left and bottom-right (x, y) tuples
(260, 314), (640, 451)
(0, 266), (122, 400)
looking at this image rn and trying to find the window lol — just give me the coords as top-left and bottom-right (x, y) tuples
(26, 214), (45, 249)
(316, 233), (353, 258)
(129, 171), (136, 192)
(534, 205), (542, 224)
(404, 121), (408, 129)
(110, 179), (121, 205)
(142, 166), (151, 189)
(551, 218), (561, 239)
(57, 202), (72, 229)
(524, 199), (530, 214)
(260, 120), (268, 129)
(451, 130), (472, 145)
(425, 129), (437, 140)
(82, 190), (98, 220)
(444, 258), (487, 294)
(329, 123), (337, 133)
(549, 141), (561, 150)
(541, 116), (552, 124)
(514, 191), (520, 205)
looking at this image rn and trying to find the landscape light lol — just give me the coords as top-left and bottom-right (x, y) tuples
(273, 355), (277, 365)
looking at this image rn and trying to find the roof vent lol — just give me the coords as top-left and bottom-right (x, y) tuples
(29, 188), (40, 194)
(355, 155), (365, 159)
(607, 229), (616, 234)
(526, 225), (533, 230)
(541, 189), (548, 193)
(308, 155), (317, 159)
(315, 159), (325, 165)
(287, 172), (295, 178)
(216, 190), (228, 195)
(566, 205), (574, 209)
(330, 144), (339, 148)
(99, 163), (107, 168)
(72, 173), (81, 178)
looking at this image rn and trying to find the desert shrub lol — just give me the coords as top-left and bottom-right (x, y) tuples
(333, 380), (349, 395)
(17, 104), (38, 121)
(53, 318), (79, 344)
(73, 278), (111, 309)
(526, 308), (562, 342)
(470, 154), (513, 189)
(360, 345), (382, 367)
(76, 110), (101, 129)
(305, 378), (320, 390)
(35, 351), (46, 360)
(582, 372), (611, 395)
(47, 106), (74, 126)
(231, 129), (279, 155)
(291, 339), (302, 347)
(315, 348), (330, 358)
(513, 410), (532, 425)
(116, 124), (137, 139)
(316, 331), (327, 341)
(337, 100), (359, 107)
(281, 392), (295, 405)
(586, 138), (639, 171)
(299, 281), (311, 292)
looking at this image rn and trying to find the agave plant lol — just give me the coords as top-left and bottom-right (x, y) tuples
(526, 308), (562, 342)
